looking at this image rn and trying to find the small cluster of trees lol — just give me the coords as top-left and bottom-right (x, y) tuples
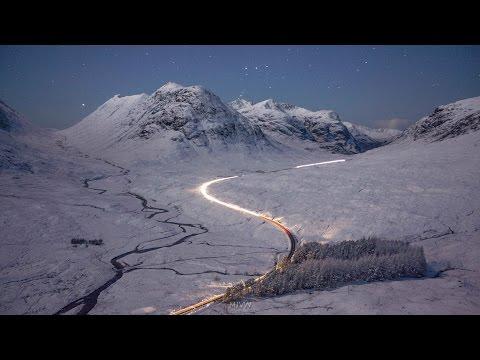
(223, 237), (426, 302)
(71, 238), (104, 246)
(291, 237), (414, 263)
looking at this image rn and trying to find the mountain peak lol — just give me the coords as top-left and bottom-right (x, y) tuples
(157, 82), (185, 92)
(311, 109), (340, 121)
(153, 82), (218, 99)
(110, 93), (148, 101)
(256, 99), (277, 109)
(62, 81), (270, 157)
(229, 98), (253, 110)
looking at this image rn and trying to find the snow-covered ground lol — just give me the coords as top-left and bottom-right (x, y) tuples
(198, 133), (480, 314)
(0, 140), (320, 314)
(1, 92), (479, 315)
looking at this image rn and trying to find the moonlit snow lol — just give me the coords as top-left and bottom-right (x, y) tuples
(1, 84), (479, 315)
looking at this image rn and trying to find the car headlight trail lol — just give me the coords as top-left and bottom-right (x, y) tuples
(170, 159), (346, 315)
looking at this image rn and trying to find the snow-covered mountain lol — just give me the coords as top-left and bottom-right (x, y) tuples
(62, 83), (271, 161)
(401, 96), (480, 142)
(229, 98), (362, 154)
(63, 83), (410, 161)
(60, 83), (480, 165)
(342, 121), (402, 151)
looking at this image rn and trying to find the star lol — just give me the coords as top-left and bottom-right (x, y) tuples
(81, 103), (86, 107)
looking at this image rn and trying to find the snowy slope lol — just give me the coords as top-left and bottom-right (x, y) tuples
(0, 132), (33, 173)
(0, 99), (37, 172)
(0, 99), (73, 174)
(230, 98), (362, 154)
(0, 99), (33, 133)
(401, 96), (480, 142)
(61, 83), (271, 163)
(62, 92), (149, 152)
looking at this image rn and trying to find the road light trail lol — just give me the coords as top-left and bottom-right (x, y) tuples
(295, 159), (345, 168)
(198, 176), (262, 218)
(171, 158), (346, 315)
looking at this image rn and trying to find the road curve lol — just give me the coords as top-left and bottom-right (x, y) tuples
(170, 159), (345, 315)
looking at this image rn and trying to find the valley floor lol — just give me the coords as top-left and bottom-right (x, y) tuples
(1, 133), (479, 314)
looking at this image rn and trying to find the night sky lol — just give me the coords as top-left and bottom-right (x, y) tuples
(1, 45), (479, 130)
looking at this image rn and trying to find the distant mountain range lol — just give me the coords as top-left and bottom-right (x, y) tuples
(1, 82), (479, 169)
(229, 98), (363, 153)
(342, 121), (402, 151)
(59, 82), (403, 159)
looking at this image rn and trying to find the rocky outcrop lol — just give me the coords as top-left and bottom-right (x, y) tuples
(401, 96), (480, 142)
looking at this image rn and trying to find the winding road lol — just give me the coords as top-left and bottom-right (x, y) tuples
(55, 154), (344, 315)
(171, 159), (345, 315)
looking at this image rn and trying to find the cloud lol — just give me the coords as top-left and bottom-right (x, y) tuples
(373, 118), (413, 130)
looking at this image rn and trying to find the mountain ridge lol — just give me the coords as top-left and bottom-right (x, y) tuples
(60, 83), (273, 162)
(400, 96), (480, 142)
(55, 85), (480, 162)
(229, 97), (362, 154)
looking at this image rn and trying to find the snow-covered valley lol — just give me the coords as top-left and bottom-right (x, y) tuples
(200, 133), (480, 314)
(1, 85), (479, 315)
